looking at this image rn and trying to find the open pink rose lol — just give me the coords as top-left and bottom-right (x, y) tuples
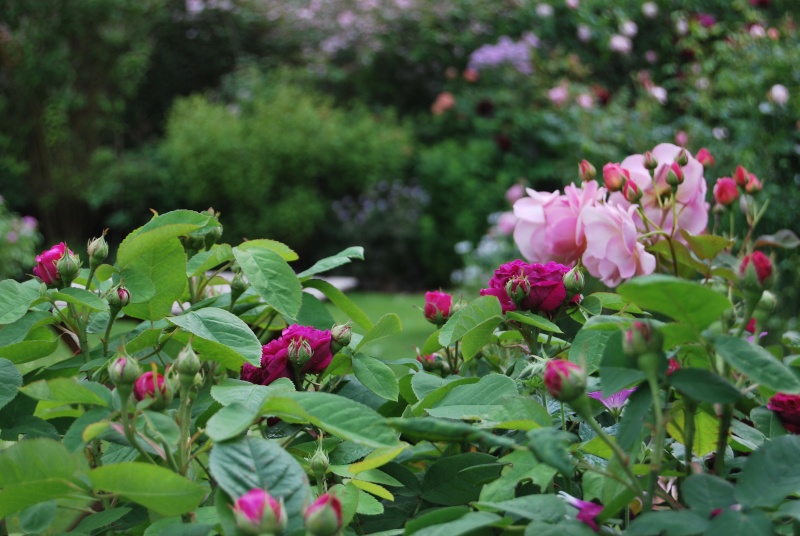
(480, 259), (569, 313)
(283, 324), (333, 374)
(513, 182), (603, 265)
(581, 203), (657, 287)
(33, 242), (72, 285)
(608, 143), (708, 241)
(241, 337), (293, 386)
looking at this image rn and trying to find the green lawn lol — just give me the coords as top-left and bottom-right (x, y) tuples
(325, 292), (433, 361)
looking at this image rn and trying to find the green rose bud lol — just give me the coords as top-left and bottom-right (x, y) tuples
(330, 323), (352, 354)
(87, 233), (109, 268)
(56, 248), (82, 287)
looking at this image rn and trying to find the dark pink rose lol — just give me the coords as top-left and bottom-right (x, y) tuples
(133, 371), (168, 401)
(544, 360), (586, 402)
(480, 260), (569, 313)
(713, 177), (739, 206)
(305, 494), (343, 536)
(768, 393), (800, 433)
(424, 291), (453, 324)
(740, 251), (773, 284)
(233, 489), (286, 535)
(33, 242), (71, 285)
(283, 324), (333, 374)
(241, 338), (293, 386)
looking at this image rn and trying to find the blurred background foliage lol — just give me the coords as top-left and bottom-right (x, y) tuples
(0, 0), (798, 315)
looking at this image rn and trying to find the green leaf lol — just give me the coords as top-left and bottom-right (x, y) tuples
(569, 323), (619, 375)
(627, 510), (710, 535)
(387, 417), (515, 448)
(591, 293), (644, 313)
(735, 434), (800, 508)
(186, 245), (234, 277)
(232, 247), (302, 320)
(405, 506), (470, 535)
(461, 317), (503, 361)
(209, 436), (310, 534)
(50, 287), (109, 312)
(715, 335), (800, 393)
(236, 239), (298, 261)
(120, 238), (187, 321)
(19, 500), (57, 534)
(679, 231), (734, 261)
(210, 378), (293, 412)
(0, 280), (39, 325)
(506, 311), (562, 333)
(421, 329), (443, 355)
(0, 311), (53, 346)
(478, 450), (556, 502)
(750, 406), (787, 439)
(412, 511), (502, 536)
(702, 508), (772, 535)
(668, 368), (742, 403)
(426, 374), (518, 419)
(295, 293), (337, 331)
(0, 359), (22, 411)
(118, 266), (156, 304)
(0, 438), (80, 518)
(353, 354), (399, 401)
(73, 507), (131, 534)
(167, 307), (262, 369)
(117, 210), (212, 265)
(411, 376), (480, 417)
(297, 247), (364, 279)
(753, 229), (800, 249)
(681, 474), (736, 514)
(420, 452), (502, 506)
(438, 296), (503, 347)
(666, 404), (719, 456)
(302, 279), (373, 331)
(411, 372), (465, 400)
(356, 313), (402, 351)
(0, 331), (60, 365)
(89, 462), (205, 516)
(20, 378), (109, 407)
(484, 396), (552, 431)
(616, 386), (653, 452)
(617, 275), (731, 331)
(527, 428), (576, 476)
(205, 402), (257, 442)
(261, 391), (399, 447)
(474, 494), (566, 522)
(598, 331), (646, 396)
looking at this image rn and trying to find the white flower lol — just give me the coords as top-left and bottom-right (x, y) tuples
(621, 20), (638, 37)
(536, 3), (554, 17)
(769, 84), (789, 106)
(676, 19), (689, 35)
(577, 24), (592, 42)
(609, 34), (632, 54)
(649, 86), (667, 104)
(642, 2), (658, 18)
(750, 24), (766, 38)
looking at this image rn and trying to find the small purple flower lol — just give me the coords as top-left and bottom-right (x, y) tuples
(559, 492), (603, 532)
(588, 388), (636, 414)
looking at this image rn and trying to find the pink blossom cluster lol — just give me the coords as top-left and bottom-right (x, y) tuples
(513, 143), (709, 287)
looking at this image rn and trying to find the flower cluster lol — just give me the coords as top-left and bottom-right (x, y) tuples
(468, 35), (536, 75)
(513, 143), (711, 287)
(479, 259), (572, 314)
(240, 324), (335, 386)
(712, 165), (762, 207)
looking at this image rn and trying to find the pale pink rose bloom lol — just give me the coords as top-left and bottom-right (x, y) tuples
(608, 143), (709, 241)
(495, 211), (518, 235)
(581, 203), (656, 287)
(609, 34), (632, 55)
(576, 94), (594, 109)
(513, 182), (604, 265)
(505, 183), (526, 204)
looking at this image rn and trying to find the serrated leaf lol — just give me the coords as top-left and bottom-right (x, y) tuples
(210, 378), (293, 412)
(236, 239), (298, 261)
(50, 287), (109, 312)
(352, 354), (399, 401)
(0, 280), (40, 324)
(426, 374), (518, 419)
(668, 368), (742, 403)
(735, 434), (800, 508)
(186, 245), (234, 277)
(421, 452), (501, 506)
(0, 359), (23, 411)
(117, 210), (212, 265)
(349, 444), (408, 474)
(297, 247), (364, 279)
(233, 247), (302, 320)
(681, 474), (736, 514)
(205, 402), (257, 442)
(167, 307), (261, 369)
(438, 296), (503, 347)
(20, 378), (109, 407)
(356, 313), (402, 351)
(120, 238), (187, 321)
(679, 230), (735, 261)
(506, 311), (562, 333)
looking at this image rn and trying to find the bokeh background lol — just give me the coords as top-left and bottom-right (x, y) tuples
(1, 0), (798, 319)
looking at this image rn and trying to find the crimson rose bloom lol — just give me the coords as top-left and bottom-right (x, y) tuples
(768, 393), (800, 433)
(33, 242), (72, 285)
(480, 260), (569, 314)
(424, 291), (453, 324)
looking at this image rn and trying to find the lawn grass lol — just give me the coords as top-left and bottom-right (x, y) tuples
(325, 292), (433, 361)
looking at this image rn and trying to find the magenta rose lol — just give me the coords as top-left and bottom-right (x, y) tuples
(33, 242), (72, 285)
(713, 177), (739, 206)
(768, 393), (800, 433)
(241, 337), (293, 386)
(424, 291), (453, 325)
(740, 251), (772, 284)
(283, 324), (333, 374)
(480, 260), (569, 314)
(544, 359), (586, 402)
(233, 489), (286, 536)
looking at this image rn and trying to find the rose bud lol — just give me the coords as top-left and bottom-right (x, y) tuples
(305, 494), (343, 536)
(230, 271), (249, 306)
(424, 290), (453, 326)
(416, 351), (439, 372)
(288, 338), (314, 368)
(87, 234), (109, 268)
(622, 179), (642, 204)
(745, 173), (762, 194)
(544, 359), (587, 403)
(602, 163), (629, 192)
(579, 160), (596, 182)
(643, 151), (658, 171)
(740, 251), (774, 294)
(505, 275), (531, 306)
(330, 323), (352, 354)
(667, 357), (681, 376)
(33, 243), (70, 286)
(696, 148), (714, 168)
(107, 286), (131, 309)
(175, 343), (201, 389)
(676, 149), (689, 166)
(622, 320), (664, 358)
(562, 266), (585, 298)
(108, 355), (141, 388)
(713, 177), (739, 206)
(665, 162), (684, 187)
(233, 489), (287, 536)
(733, 165), (749, 186)
(133, 371), (173, 409)
(55, 248), (82, 287)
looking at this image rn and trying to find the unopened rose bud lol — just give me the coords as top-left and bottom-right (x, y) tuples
(696, 148), (714, 168)
(230, 271), (249, 305)
(204, 225), (223, 250)
(416, 351), (439, 372)
(56, 248), (82, 286)
(310, 449), (329, 479)
(108, 286), (131, 309)
(757, 291), (777, 313)
(622, 179), (642, 203)
(667, 358), (681, 376)
(643, 151), (658, 171)
(133, 371), (173, 410)
(108, 355), (141, 387)
(579, 160), (596, 182)
(505, 275), (531, 306)
(424, 291), (453, 326)
(175, 343), (201, 388)
(563, 266), (584, 298)
(622, 320), (664, 358)
(330, 323), (352, 354)
(676, 149), (689, 167)
(602, 163), (629, 192)
(745, 173), (762, 194)
(288, 339), (314, 367)
(305, 494), (342, 536)
(740, 251), (774, 296)
(87, 234), (109, 268)
(544, 360), (586, 403)
(713, 178), (739, 206)
(233, 489), (287, 536)
(733, 165), (749, 186)
(665, 162), (684, 187)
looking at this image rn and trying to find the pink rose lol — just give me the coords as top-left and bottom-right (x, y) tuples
(544, 359), (586, 402)
(305, 494), (343, 536)
(424, 290), (453, 325)
(713, 177), (739, 206)
(283, 324), (333, 374)
(480, 259), (569, 313)
(33, 242), (71, 285)
(602, 163), (629, 192)
(133, 371), (168, 401)
(233, 489), (286, 536)
(513, 182), (603, 265)
(608, 143), (709, 241)
(581, 203), (657, 287)
(241, 338), (293, 386)
(495, 211), (518, 235)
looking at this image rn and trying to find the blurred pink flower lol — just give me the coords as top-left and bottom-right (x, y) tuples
(581, 203), (656, 287)
(576, 94), (594, 109)
(505, 183), (526, 204)
(608, 143), (709, 241)
(496, 211), (518, 235)
(548, 84), (569, 105)
(431, 92), (456, 115)
(609, 34), (632, 54)
(513, 182), (603, 266)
